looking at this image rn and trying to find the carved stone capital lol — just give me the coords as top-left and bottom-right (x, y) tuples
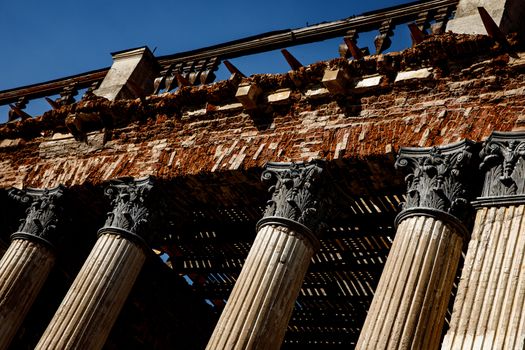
(8, 186), (66, 249)
(99, 177), (155, 246)
(479, 131), (525, 199)
(395, 140), (476, 224)
(257, 161), (327, 242)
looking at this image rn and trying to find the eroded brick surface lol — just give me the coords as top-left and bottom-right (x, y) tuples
(1, 33), (523, 189)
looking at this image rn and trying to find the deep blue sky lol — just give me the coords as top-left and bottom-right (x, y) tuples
(0, 0), (414, 118)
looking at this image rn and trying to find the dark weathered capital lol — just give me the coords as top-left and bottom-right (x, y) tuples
(257, 161), (327, 245)
(395, 140), (477, 231)
(98, 177), (155, 247)
(478, 131), (525, 201)
(8, 186), (66, 249)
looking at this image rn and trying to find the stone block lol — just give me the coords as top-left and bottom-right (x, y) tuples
(322, 68), (350, 95)
(305, 85), (330, 99)
(235, 83), (262, 110)
(394, 68), (433, 83)
(94, 47), (159, 101)
(267, 89), (292, 105)
(354, 75), (382, 91)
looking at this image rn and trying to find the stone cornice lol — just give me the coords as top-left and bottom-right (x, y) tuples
(257, 161), (327, 241)
(395, 140), (476, 224)
(8, 186), (66, 249)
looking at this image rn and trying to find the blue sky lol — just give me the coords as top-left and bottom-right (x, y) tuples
(0, 0), (414, 119)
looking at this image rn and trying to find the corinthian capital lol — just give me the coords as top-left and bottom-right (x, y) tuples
(99, 177), (155, 244)
(395, 140), (476, 223)
(259, 161), (327, 238)
(479, 131), (525, 197)
(8, 186), (66, 248)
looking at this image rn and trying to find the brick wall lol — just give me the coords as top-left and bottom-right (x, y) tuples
(1, 33), (524, 189)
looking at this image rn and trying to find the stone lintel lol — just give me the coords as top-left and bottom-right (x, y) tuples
(94, 46), (159, 101)
(395, 140), (477, 224)
(447, 0), (525, 39)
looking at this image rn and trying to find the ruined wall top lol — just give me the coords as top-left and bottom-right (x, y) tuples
(1, 0), (525, 190)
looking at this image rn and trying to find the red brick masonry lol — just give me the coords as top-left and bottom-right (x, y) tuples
(1, 33), (524, 189)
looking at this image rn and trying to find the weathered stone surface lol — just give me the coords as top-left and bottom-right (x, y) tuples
(479, 131), (525, 197)
(8, 186), (66, 247)
(322, 68), (349, 94)
(357, 215), (464, 350)
(447, 0), (525, 39)
(394, 68), (433, 83)
(267, 89), (292, 105)
(354, 75), (382, 90)
(442, 205), (525, 350)
(260, 161), (327, 238)
(0, 239), (55, 350)
(395, 140), (476, 224)
(235, 83), (261, 110)
(100, 177), (155, 243)
(206, 224), (316, 350)
(94, 47), (159, 101)
(36, 234), (145, 350)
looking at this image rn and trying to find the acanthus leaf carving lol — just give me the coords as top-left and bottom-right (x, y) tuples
(7, 186), (65, 245)
(101, 177), (155, 240)
(479, 133), (525, 197)
(395, 141), (476, 222)
(261, 161), (327, 234)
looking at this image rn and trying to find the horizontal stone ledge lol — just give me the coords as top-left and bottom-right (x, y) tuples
(394, 68), (433, 83)
(472, 195), (525, 208)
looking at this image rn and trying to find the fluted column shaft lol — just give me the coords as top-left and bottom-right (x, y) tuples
(36, 233), (145, 349)
(206, 224), (315, 350)
(442, 131), (525, 349)
(0, 187), (64, 350)
(206, 161), (326, 350)
(357, 214), (464, 349)
(442, 205), (525, 349)
(0, 239), (54, 349)
(357, 141), (475, 350)
(36, 177), (155, 350)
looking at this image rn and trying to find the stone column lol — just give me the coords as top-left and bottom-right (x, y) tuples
(442, 132), (525, 349)
(36, 178), (155, 350)
(0, 187), (64, 350)
(356, 141), (476, 350)
(206, 161), (327, 350)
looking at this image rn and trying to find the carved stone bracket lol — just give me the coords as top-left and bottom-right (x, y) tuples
(7, 186), (66, 249)
(395, 140), (477, 225)
(478, 131), (525, 200)
(374, 19), (394, 54)
(98, 177), (155, 248)
(257, 161), (327, 246)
